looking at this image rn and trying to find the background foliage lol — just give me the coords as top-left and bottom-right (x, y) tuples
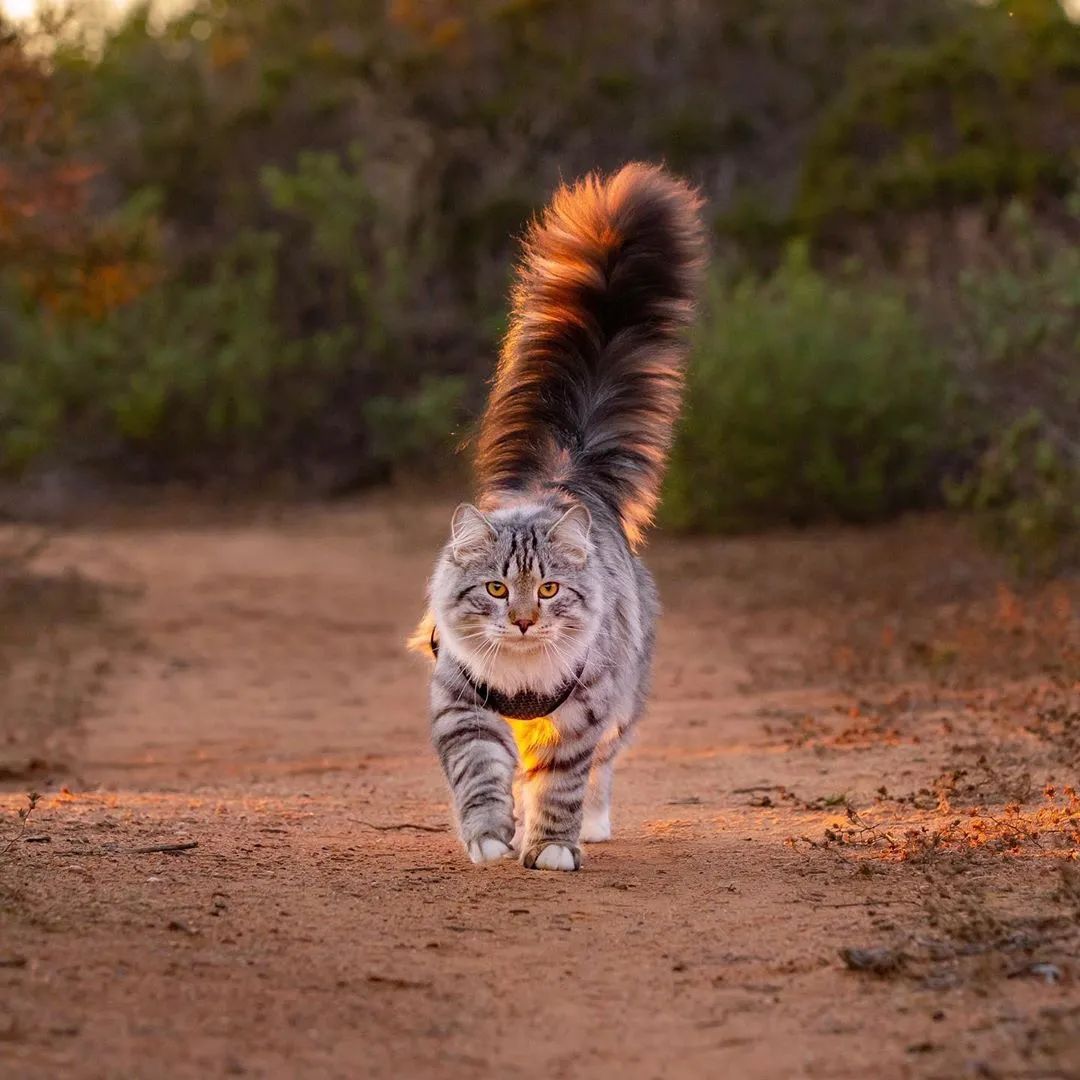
(0, 0), (1077, 569)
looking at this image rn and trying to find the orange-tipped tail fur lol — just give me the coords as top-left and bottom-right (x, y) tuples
(474, 163), (705, 549)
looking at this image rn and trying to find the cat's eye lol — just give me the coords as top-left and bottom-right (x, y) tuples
(538, 582), (560, 599)
(485, 581), (508, 599)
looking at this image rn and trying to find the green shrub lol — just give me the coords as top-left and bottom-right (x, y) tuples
(947, 411), (1079, 577)
(0, 142), (463, 481)
(666, 242), (955, 531)
(363, 376), (469, 474)
(941, 202), (1080, 574)
(0, 230), (351, 475)
(799, 0), (1079, 235)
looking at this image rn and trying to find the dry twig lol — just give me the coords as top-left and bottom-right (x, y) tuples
(351, 820), (448, 833)
(49, 840), (198, 856)
(0, 792), (39, 857)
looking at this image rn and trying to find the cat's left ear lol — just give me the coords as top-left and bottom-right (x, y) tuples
(547, 504), (592, 565)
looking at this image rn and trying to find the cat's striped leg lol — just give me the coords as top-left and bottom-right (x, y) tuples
(517, 718), (601, 871)
(581, 757), (614, 843)
(431, 696), (517, 865)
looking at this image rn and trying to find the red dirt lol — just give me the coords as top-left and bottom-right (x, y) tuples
(2, 497), (1078, 1078)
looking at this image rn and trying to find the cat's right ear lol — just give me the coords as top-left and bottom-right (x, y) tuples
(449, 503), (496, 565)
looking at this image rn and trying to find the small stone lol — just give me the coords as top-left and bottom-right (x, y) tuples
(839, 946), (905, 975)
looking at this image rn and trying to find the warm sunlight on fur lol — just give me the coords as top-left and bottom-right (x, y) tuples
(406, 610), (436, 659)
(506, 715), (561, 773)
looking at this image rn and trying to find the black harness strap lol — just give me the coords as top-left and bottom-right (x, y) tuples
(429, 626), (583, 721)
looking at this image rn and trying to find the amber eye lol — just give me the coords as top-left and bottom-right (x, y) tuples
(538, 582), (560, 599)
(485, 581), (508, 599)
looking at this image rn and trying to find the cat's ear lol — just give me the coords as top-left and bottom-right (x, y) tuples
(547, 503), (592, 565)
(449, 503), (496, 565)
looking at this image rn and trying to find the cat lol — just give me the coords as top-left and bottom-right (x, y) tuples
(416, 163), (704, 871)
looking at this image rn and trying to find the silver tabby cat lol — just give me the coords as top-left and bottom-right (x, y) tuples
(416, 163), (704, 871)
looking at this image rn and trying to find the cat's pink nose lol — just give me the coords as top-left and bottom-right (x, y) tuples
(514, 618), (535, 635)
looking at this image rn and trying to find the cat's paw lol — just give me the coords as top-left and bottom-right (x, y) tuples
(467, 835), (513, 864)
(522, 842), (581, 872)
(580, 810), (612, 843)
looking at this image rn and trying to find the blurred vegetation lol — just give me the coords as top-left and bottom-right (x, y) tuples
(940, 203), (1080, 574)
(667, 244), (954, 532)
(670, 206), (1079, 573)
(799, 0), (1080, 238)
(0, 0), (1077, 569)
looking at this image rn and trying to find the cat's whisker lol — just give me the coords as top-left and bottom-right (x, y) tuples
(545, 637), (589, 693)
(451, 637), (499, 708)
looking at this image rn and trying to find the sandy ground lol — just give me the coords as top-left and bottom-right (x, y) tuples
(1, 496), (1078, 1079)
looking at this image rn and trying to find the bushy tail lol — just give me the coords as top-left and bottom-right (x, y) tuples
(474, 162), (705, 549)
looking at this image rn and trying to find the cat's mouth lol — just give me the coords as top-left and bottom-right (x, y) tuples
(455, 623), (571, 656)
(490, 627), (577, 656)
(495, 631), (547, 651)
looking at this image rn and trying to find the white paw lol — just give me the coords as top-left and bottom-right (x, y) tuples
(580, 811), (612, 843)
(526, 843), (581, 872)
(467, 836), (512, 864)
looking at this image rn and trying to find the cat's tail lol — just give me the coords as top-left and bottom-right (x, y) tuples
(474, 162), (705, 549)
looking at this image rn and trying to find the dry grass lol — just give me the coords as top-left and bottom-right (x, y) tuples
(792, 789), (1080, 865)
(767, 543), (1080, 1019)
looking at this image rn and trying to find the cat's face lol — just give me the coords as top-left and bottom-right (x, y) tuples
(431, 502), (599, 677)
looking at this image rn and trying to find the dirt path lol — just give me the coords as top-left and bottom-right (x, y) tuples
(2, 498), (1078, 1079)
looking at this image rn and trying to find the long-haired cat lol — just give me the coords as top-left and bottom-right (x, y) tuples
(417, 163), (704, 871)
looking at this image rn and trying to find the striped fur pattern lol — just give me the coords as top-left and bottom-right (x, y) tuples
(423, 164), (704, 871)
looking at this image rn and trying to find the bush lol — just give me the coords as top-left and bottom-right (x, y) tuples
(665, 243), (955, 531)
(1, 229), (339, 476)
(799, 0), (1079, 237)
(0, 143), (464, 483)
(941, 202), (1080, 574)
(666, 212), (1080, 575)
(947, 411), (1079, 577)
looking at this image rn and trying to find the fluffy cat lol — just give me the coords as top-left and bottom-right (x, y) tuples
(417, 163), (704, 871)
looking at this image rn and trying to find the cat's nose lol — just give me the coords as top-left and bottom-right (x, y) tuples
(514, 617), (536, 635)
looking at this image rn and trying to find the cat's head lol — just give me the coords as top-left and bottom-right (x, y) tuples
(430, 501), (600, 681)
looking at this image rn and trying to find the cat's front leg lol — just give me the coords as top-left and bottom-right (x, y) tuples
(517, 723), (599, 872)
(431, 698), (517, 864)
